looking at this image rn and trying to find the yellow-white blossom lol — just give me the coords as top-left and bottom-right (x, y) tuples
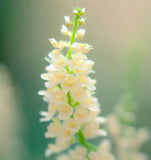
(83, 119), (106, 138)
(76, 28), (86, 39)
(39, 7), (113, 159)
(73, 8), (85, 16)
(58, 104), (73, 120)
(45, 119), (61, 138)
(78, 18), (86, 25)
(61, 25), (71, 36)
(63, 118), (80, 133)
(71, 43), (93, 53)
(49, 38), (70, 49)
(74, 107), (92, 123)
(64, 16), (72, 27)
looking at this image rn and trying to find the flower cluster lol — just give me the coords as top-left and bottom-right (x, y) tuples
(57, 139), (113, 160)
(39, 8), (114, 159)
(106, 96), (149, 160)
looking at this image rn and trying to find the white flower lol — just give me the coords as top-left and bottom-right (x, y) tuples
(61, 74), (76, 89)
(53, 55), (68, 69)
(74, 107), (92, 122)
(84, 119), (107, 138)
(48, 49), (62, 58)
(78, 18), (86, 25)
(49, 38), (70, 49)
(76, 29), (85, 39)
(71, 43), (93, 53)
(60, 25), (71, 36)
(69, 83), (87, 100)
(58, 104), (73, 120)
(63, 118), (80, 133)
(80, 8), (85, 15)
(45, 119), (61, 138)
(51, 87), (67, 102)
(74, 8), (85, 16)
(58, 41), (70, 49)
(61, 76), (82, 93)
(45, 63), (57, 72)
(64, 16), (72, 27)
(70, 54), (94, 75)
(81, 96), (99, 111)
(40, 111), (53, 122)
(57, 128), (74, 142)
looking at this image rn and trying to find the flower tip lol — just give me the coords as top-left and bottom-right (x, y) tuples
(40, 111), (47, 116)
(73, 7), (85, 16)
(38, 90), (46, 95)
(41, 73), (49, 80)
(49, 38), (58, 48)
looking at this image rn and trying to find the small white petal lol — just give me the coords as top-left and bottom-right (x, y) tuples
(38, 90), (47, 95)
(41, 73), (51, 80)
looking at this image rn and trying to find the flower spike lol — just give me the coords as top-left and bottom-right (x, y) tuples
(39, 7), (114, 160)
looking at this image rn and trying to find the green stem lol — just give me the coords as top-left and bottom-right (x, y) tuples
(67, 92), (97, 155)
(67, 14), (80, 59)
(76, 130), (97, 154)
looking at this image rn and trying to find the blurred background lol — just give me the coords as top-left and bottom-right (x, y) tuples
(0, 0), (151, 160)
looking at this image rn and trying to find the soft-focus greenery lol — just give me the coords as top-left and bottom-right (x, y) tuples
(0, 0), (151, 160)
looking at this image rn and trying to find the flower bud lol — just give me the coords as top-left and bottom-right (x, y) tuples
(60, 25), (71, 36)
(49, 38), (58, 48)
(64, 16), (72, 27)
(76, 29), (85, 39)
(73, 9), (78, 15)
(80, 8), (85, 15)
(78, 18), (85, 25)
